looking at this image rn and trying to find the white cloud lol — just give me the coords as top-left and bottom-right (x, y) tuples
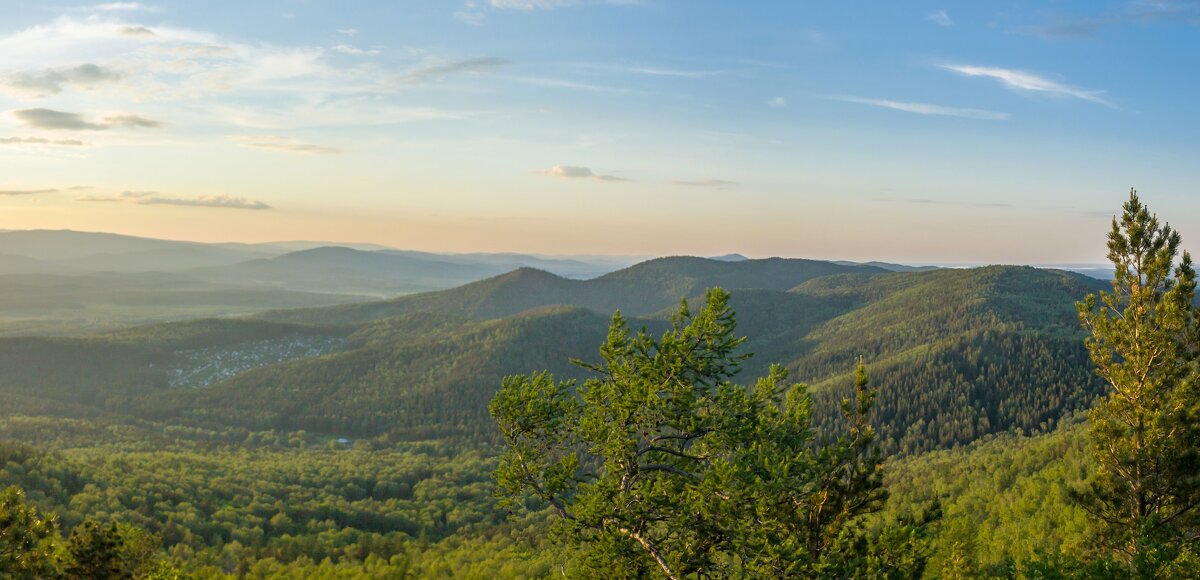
(1, 63), (124, 98)
(928, 10), (954, 26)
(84, 2), (161, 12)
(336, 28), (358, 36)
(0, 15), (491, 133)
(78, 190), (270, 209)
(232, 135), (342, 155)
(10, 108), (164, 130)
(489, 0), (576, 8)
(208, 100), (467, 130)
(676, 179), (737, 188)
(0, 136), (89, 146)
(767, 96), (786, 108)
(834, 96), (1010, 120)
(119, 25), (155, 36)
(332, 44), (381, 56)
(393, 57), (510, 84)
(539, 165), (629, 181)
(487, 0), (639, 9)
(454, 10), (486, 25)
(516, 76), (633, 94)
(0, 188), (58, 196)
(610, 65), (718, 79)
(941, 64), (1112, 106)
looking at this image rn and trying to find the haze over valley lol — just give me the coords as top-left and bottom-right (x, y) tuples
(0, 1), (1197, 578)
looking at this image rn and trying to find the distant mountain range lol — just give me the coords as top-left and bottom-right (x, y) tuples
(0, 229), (1109, 336)
(0, 230), (643, 333)
(0, 230), (638, 278)
(0, 252), (1109, 456)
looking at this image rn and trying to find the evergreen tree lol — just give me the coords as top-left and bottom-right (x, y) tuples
(0, 486), (59, 578)
(64, 520), (133, 579)
(1076, 189), (1200, 572)
(490, 288), (908, 578)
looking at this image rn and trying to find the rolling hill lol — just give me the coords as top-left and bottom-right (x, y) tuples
(255, 256), (889, 325)
(159, 260), (1107, 453)
(0, 255), (1111, 456)
(188, 246), (504, 296)
(0, 272), (370, 336)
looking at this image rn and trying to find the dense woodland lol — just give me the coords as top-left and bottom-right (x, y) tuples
(2, 197), (1198, 577)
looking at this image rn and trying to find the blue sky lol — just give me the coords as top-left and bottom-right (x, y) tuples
(0, 0), (1196, 263)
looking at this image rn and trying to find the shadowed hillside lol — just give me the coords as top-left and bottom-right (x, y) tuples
(150, 307), (623, 441)
(255, 256), (888, 325)
(0, 259), (1109, 455)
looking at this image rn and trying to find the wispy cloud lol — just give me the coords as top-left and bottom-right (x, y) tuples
(0, 15), (492, 133)
(454, 10), (486, 25)
(516, 76), (633, 94)
(78, 190), (270, 210)
(232, 135), (342, 155)
(675, 179), (737, 188)
(2, 63), (124, 98)
(928, 10), (954, 26)
(941, 64), (1112, 106)
(336, 28), (357, 36)
(79, 2), (162, 12)
(834, 96), (1010, 120)
(0, 188), (58, 196)
(489, 0), (575, 8)
(539, 165), (629, 182)
(10, 108), (164, 130)
(767, 96), (786, 108)
(0, 136), (89, 146)
(486, 0), (640, 9)
(332, 44), (380, 56)
(1025, 16), (1104, 39)
(892, 197), (1013, 209)
(1129, 0), (1200, 23)
(394, 57), (510, 84)
(618, 66), (718, 79)
(104, 114), (163, 128)
(119, 25), (155, 36)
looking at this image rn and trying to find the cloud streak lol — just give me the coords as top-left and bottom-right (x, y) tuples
(78, 190), (270, 210)
(0, 188), (58, 196)
(941, 64), (1112, 106)
(2, 63), (124, 98)
(332, 44), (381, 56)
(539, 165), (629, 182)
(86, 2), (161, 12)
(928, 10), (954, 26)
(0, 136), (88, 146)
(232, 135), (342, 155)
(488, 0), (639, 9)
(10, 108), (164, 130)
(834, 96), (1010, 120)
(395, 57), (510, 84)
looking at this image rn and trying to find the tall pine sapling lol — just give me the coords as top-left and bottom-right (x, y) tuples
(1076, 189), (1200, 572)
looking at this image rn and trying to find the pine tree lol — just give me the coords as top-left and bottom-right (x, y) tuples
(64, 520), (132, 579)
(491, 288), (909, 578)
(1076, 189), (1200, 572)
(0, 486), (60, 578)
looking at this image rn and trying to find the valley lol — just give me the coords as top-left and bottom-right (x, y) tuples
(0, 246), (1134, 576)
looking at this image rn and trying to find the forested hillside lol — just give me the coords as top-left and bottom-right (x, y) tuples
(0, 258), (1107, 456)
(0, 246), (1191, 576)
(255, 257), (887, 325)
(183, 261), (1108, 453)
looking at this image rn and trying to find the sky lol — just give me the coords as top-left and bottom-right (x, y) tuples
(0, 0), (1196, 264)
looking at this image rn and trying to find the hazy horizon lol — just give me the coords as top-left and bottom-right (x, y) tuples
(0, 227), (1124, 272)
(0, 1), (1196, 263)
